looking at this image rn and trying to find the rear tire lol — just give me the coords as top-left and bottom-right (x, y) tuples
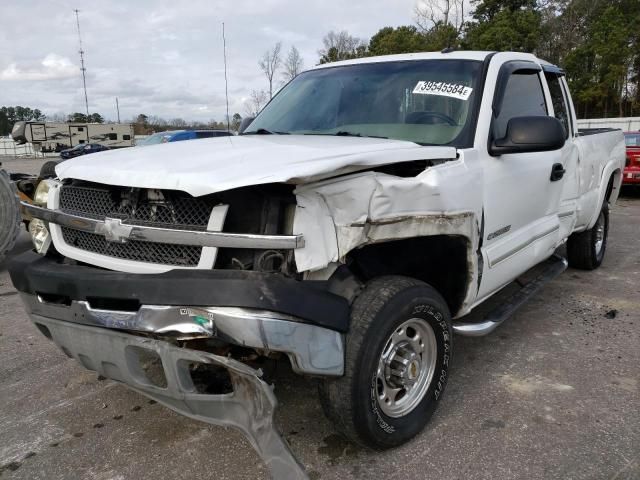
(319, 276), (452, 450)
(0, 169), (20, 262)
(567, 202), (609, 270)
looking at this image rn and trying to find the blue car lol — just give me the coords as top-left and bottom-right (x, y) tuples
(137, 130), (233, 147)
(60, 143), (109, 159)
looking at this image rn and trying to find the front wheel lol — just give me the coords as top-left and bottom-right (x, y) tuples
(319, 276), (452, 450)
(567, 202), (609, 270)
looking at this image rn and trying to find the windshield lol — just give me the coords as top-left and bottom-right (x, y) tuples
(137, 131), (176, 146)
(625, 133), (640, 147)
(246, 59), (482, 147)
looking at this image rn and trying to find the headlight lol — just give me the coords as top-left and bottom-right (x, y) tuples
(33, 180), (51, 206)
(28, 219), (51, 255)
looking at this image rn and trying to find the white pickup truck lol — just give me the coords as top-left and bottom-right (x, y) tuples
(10, 51), (625, 478)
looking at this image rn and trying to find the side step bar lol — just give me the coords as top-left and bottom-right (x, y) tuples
(453, 254), (568, 337)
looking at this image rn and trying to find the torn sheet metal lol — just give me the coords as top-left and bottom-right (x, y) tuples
(294, 155), (482, 268)
(293, 152), (483, 312)
(32, 316), (308, 480)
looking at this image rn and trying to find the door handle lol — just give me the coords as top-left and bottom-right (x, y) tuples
(550, 163), (566, 181)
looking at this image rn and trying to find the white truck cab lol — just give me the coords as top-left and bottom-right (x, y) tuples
(10, 51), (625, 479)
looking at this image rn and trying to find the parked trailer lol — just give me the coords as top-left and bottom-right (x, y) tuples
(11, 121), (135, 152)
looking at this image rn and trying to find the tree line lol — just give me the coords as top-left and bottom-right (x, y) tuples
(131, 113), (243, 135)
(255, 0), (639, 119)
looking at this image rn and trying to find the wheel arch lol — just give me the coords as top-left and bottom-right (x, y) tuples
(587, 166), (621, 230)
(344, 234), (473, 317)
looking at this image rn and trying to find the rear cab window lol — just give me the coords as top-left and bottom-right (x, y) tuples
(544, 73), (571, 138)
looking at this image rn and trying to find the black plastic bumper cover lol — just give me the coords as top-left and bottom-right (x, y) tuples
(8, 251), (350, 332)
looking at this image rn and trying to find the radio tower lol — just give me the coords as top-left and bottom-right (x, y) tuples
(74, 9), (90, 119)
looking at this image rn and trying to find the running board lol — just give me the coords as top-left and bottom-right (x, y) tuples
(453, 254), (568, 337)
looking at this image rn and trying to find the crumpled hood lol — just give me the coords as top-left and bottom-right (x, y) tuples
(56, 135), (457, 196)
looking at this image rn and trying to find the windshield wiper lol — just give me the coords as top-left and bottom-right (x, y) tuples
(334, 131), (360, 137)
(242, 128), (289, 135)
(303, 131), (389, 139)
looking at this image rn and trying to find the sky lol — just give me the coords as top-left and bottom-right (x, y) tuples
(0, 0), (420, 123)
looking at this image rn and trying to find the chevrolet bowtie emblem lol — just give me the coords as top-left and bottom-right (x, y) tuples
(96, 217), (134, 243)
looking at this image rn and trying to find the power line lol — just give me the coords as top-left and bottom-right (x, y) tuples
(74, 9), (90, 119)
(222, 22), (230, 131)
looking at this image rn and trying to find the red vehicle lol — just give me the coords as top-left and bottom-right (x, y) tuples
(624, 132), (640, 185)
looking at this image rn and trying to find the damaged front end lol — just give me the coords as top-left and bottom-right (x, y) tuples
(31, 316), (308, 479)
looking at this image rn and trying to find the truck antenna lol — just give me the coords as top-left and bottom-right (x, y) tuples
(222, 22), (230, 131)
(74, 9), (90, 120)
(116, 97), (120, 123)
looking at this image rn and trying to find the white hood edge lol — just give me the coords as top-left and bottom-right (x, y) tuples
(56, 135), (457, 197)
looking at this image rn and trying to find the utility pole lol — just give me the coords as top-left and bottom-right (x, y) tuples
(74, 9), (90, 119)
(222, 22), (230, 131)
(115, 97), (120, 123)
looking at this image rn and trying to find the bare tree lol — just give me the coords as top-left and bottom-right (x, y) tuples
(244, 90), (268, 117)
(283, 46), (304, 82)
(169, 118), (187, 127)
(259, 42), (283, 99)
(415, 0), (468, 33)
(318, 31), (366, 63)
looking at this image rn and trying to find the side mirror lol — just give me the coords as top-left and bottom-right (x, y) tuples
(238, 117), (255, 134)
(490, 116), (565, 156)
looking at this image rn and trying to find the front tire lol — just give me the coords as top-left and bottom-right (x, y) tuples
(567, 202), (609, 270)
(319, 276), (452, 450)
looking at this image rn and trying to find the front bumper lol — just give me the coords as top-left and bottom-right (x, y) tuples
(10, 251), (346, 376)
(31, 316), (308, 479)
(21, 292), (344, 376)
(9, 250), (350, 332)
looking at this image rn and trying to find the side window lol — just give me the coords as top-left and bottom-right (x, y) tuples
(107, 133), (117, 140)
(123, 134), (131, 140)
(494, 72), (547, 139)
(545, 73), (570, 138)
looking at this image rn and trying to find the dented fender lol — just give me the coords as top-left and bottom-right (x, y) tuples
(293, 155), (483, 313)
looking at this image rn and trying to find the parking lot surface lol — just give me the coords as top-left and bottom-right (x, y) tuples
(1, 157), (638, 479)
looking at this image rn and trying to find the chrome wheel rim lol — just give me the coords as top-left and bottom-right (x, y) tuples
(594, 211), (605, 256)
(374, 318), (438, 418)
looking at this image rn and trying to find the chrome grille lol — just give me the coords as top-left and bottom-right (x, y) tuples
(61, 227), (202, 267)
(58, 183), (214, 266)
(60, 185), (213, 230)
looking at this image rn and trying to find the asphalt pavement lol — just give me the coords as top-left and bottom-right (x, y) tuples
(1, 157), (638, 479)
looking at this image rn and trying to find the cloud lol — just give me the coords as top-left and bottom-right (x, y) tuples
(0, 0), (418, 121)
(0, 54), (78, 81)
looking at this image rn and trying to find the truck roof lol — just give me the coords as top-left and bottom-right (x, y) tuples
(309, 50), (548, 70)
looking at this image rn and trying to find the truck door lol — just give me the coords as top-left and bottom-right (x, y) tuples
(69, 125), (89, 146)
(544, 69), (580, 240)
(477, 62), (565, 299)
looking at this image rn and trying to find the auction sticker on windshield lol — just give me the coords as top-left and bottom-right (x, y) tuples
(413, 81), (473, 100)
